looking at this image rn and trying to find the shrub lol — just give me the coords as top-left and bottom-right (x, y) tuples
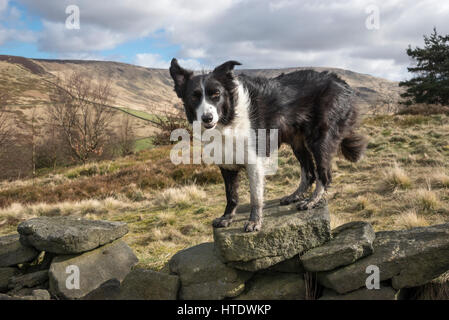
(397, 104), (449, 116)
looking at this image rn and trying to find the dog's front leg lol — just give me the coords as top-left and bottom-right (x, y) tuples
(213, 167), (240, 228)
(245, 161), (265, 232)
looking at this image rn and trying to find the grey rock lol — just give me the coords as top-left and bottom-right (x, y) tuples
(18, 217), (128, 254)
(83, 279), (121, 300)
(0, 293), (14, 300)
(169, 242), (252, 300)
(8, 270), (48, 291)
(235, 272), (306, 300)
(318, 223), (449, 293)
(0, 289), (51, 300)
(227, 256), (286, 272)
(214, 200), (331, 271)
(268, 255), (305, 273)
(29, 289), (51, 300)
(119, 269), (180, 300)
(49, 240), (138, 299)
(0, 234), (39, 267)
(7, 283), (48, 297)
(301, 221), (375, 272)
(159, 263), (170, 274)
(319, 284), (400, 300)
(0, 267), (20, 292)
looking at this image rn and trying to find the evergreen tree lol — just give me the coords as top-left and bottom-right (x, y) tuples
(399, 28), (449, 106)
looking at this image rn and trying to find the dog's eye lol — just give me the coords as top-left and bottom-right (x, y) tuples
(210, 90), (220, 99)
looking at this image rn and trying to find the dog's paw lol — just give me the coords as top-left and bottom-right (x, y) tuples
(280, 193), (302, 205)
(243, 220), (262, 232)
(296, 199), (314, 211)
(212, 216), (233, 228)
(296, 197), (326, 211)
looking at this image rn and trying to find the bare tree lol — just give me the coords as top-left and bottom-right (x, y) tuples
(47, 71), (115, 164)
(150, 103), (190, 145)
(117, 114), (136, 156)
(0, 92), (13, 153)
(38, 115), (66, 170)
(25, 106), (39, 178)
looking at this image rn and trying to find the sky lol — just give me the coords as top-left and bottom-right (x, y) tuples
(0, 0), (448, 81)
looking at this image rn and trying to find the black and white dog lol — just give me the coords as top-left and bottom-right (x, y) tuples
(169, 59), (366, 232)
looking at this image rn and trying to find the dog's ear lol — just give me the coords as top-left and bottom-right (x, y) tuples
(213, 60), (242, 76)
(169, 58), (193, 99)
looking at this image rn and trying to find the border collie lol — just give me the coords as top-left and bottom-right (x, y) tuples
(169, 59), (367, 232)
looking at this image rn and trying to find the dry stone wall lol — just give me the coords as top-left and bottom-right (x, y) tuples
(1, 201), (448, 300)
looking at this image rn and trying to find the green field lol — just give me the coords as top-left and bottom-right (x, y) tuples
(134, 137), (154, 152)
(117, 107), (157, 122)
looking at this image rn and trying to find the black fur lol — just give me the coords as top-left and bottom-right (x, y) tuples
(170, 59), (239, 126)
(169, 59), (367, 231)
(212, 168), (240, 228)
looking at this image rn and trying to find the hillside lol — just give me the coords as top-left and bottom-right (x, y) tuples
(237, 67), (402, 114)
(0, 55), (176, 141)
(0, 55), (402, 127)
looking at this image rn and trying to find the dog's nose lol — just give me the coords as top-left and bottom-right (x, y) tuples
(201, 113), (214, 124)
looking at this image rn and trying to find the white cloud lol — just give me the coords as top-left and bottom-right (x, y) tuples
(38, 20), (127, 52)
(11, 0), (449, 80)
(135, 53), (203, 70)
(16, 0), (235, 53)
(135, 53), (170, 68)
(0, 0), (37, 45)
(0, 28), (35, 45)
(0, 0), (8, 13)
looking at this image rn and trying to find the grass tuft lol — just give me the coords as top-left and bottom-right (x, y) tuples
(415, 189), (439, 212)
(382, 164), (412, 192)
(394, 210), (429, 229)
(431, 172), (449, 188)
(153, 185), (206, 208)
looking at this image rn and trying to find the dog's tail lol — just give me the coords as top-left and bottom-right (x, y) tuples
(340, 133), (367, 162)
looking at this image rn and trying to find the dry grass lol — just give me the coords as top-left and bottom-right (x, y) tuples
(354, 196), (373, 211)
(394, 210), (429, 229)
(0, 145), (222, 209)
(415, 189), (439, 212)
(0, 197), (145, 222)
(153, 185), (207, 207)
(304, 272), (320, 300)
(382, 164), (412, 192)
(330, 214), (351, 230)
(0, 174), (69, 192)
(431, 172), (449, 188)
(1, 113), (449, 273)
(412, 271), (449, 300)
(397, 104), (449, 116)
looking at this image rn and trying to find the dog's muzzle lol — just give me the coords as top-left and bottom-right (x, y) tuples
(202, 113), (216, 129)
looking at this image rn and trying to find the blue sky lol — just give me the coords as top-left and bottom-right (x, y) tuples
(1, 0), (449, 80)
(1, 1), (182, 64)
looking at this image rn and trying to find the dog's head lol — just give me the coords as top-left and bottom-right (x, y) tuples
(169, 59), (241, 130)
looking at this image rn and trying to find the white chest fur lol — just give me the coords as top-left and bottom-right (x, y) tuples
(202, 81), (256, 168)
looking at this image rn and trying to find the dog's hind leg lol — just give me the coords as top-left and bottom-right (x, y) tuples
(297, 138), (334, 210)
(213, 167), (240, 228)
(280, 141), (315, 205)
